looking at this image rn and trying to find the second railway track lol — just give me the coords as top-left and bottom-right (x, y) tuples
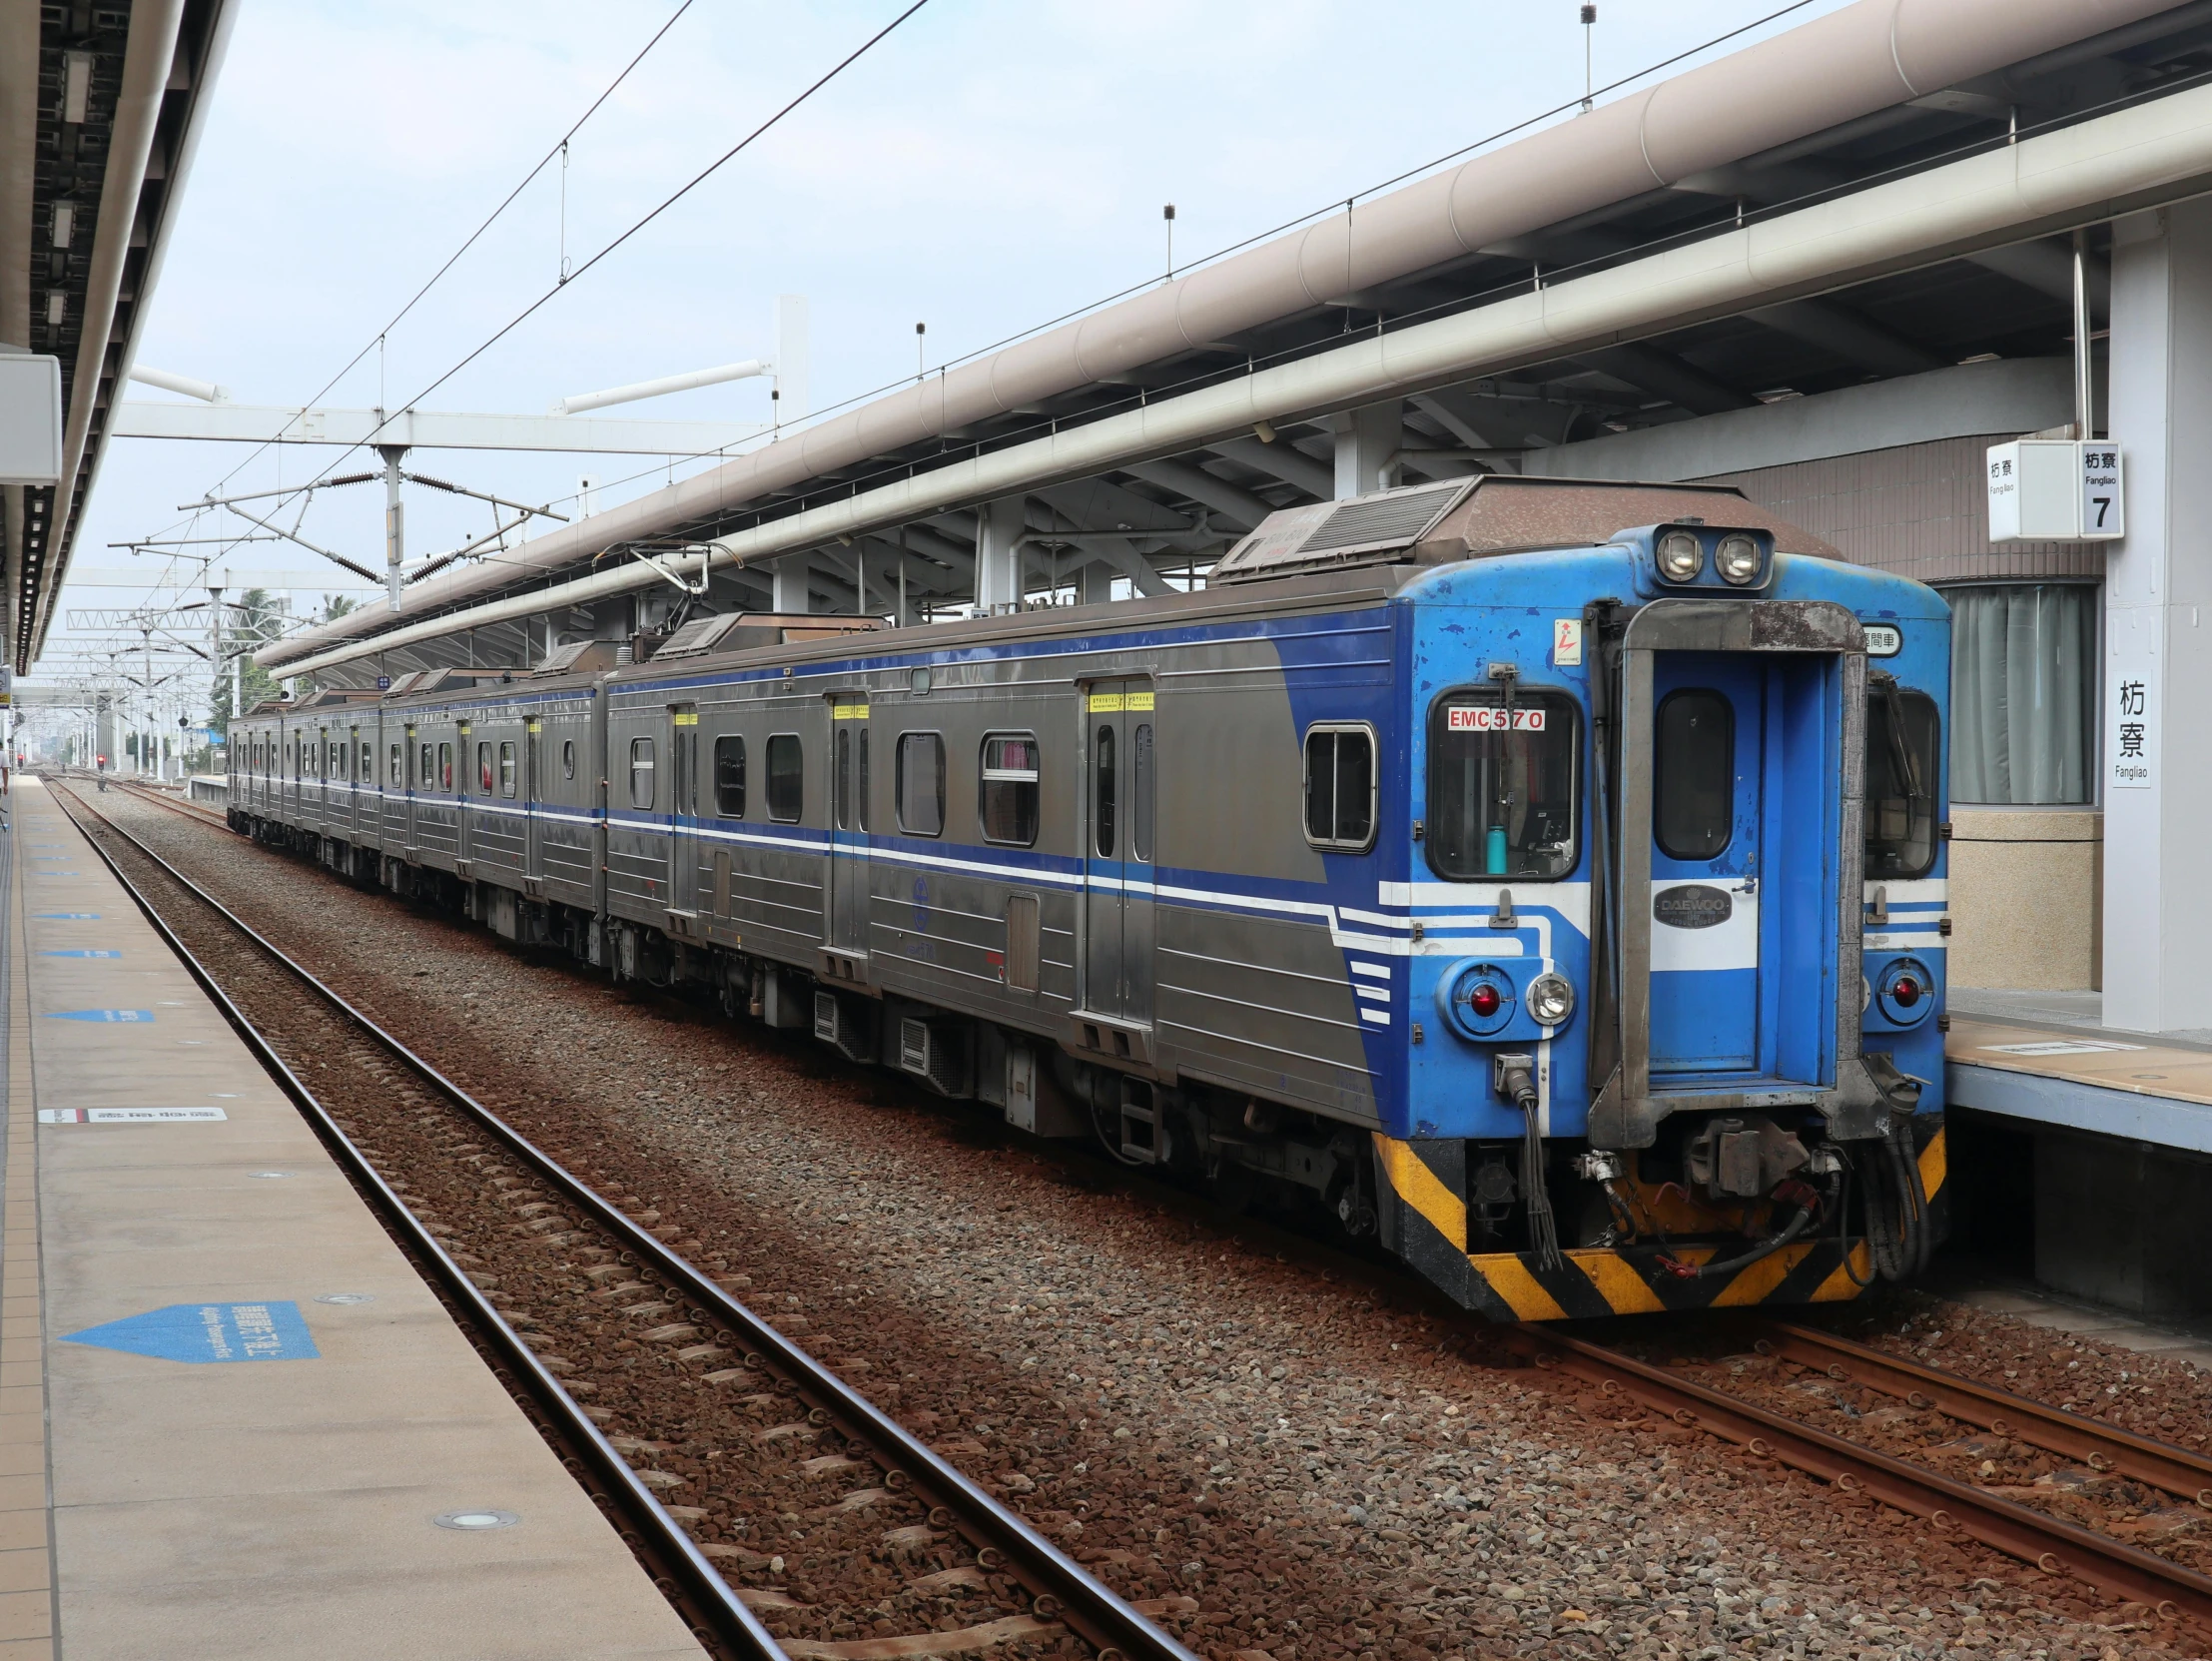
(52, 781), (1200, 1661)
(1498, 1318), (2212, 1635)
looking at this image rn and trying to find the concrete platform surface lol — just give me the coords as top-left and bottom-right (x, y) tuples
(1946, 1014), (2212, 1152)
(2, 781), (703, 1660)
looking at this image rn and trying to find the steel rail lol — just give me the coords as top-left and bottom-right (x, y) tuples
(54, 782), (1200, 1661)
(46, 781), (774, 1660)
(1502, 1323), (2212, 1632)
(111, 776), (226, 824)
(1751, 1319), (2212, 1506)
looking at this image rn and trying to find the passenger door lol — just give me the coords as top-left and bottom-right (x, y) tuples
(827, 696), (871, 957)
(524, 718), (544, 889)
(1647, 656), (1764, 1076)
(1082, 679), (1156, 1023)
(346, 725), (362, 839)
(668, 705), (699, 915)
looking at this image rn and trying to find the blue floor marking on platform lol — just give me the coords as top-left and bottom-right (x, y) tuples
(61, 1301), (319, 1363)
(33, 913), (99, 920)
(45, 1009), (152, 1023)
(41, 950), (119, 959)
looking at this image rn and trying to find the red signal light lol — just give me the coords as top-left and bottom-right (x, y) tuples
(1469, 982), (1502, 1019)
(1890, 975), (1921, 1008)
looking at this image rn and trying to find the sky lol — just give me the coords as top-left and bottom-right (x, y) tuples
(43, 0), (1863, 705)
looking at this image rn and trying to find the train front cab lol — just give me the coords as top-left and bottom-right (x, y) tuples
(1374, 525), (1948, 1321)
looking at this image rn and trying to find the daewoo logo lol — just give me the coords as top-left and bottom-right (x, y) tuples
(1654, 885), (1732, 929)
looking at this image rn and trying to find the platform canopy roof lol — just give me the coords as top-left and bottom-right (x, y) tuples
(261, 0), (2212, 682)
(4, 0), (235, 674)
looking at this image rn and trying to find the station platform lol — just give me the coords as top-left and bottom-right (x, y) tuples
(1944, 991), (2212, 1323)
(1946, 993), (2212, 1151)
(0, 782), (702, 1660)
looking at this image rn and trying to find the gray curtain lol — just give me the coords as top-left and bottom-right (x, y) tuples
(1947, 583), (2096, 805)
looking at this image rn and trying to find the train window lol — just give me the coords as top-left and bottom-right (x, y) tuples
(437, 742), (453, 790)
(896, 732), (945, 836)
(419, 743), (433, 786)
(388, 744), (401, 786)
(979, 733), (1039, 846)
(1131, 723), (1154, 864)
(629, 738), (655, 810)
(714, 736), (745, 817)
(766, 734), (803, 822)
(1655, 690), (1735, 860)
(835, 727), (853, 830)
(1303, 724), (1377, 852)
(476, 741), (493, 794)
(498, 741), (517, 798)
(1426, 690), (1579, 881)
(1094, 725), (1116, 857)
(1866, 683), (1940, 879)
(562, 740), (576, 782)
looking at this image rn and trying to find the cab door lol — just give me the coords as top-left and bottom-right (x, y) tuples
(1082, 679), (1156, 1023)
(1647, 658), (1764, 1075)
(827, 696), (871, 957)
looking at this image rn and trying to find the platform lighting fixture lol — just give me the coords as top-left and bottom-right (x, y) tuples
(44, 291), (64, 328)
(61, 51), (90, 125)
(49, 202), (73, 249)
(1580, 4), (1597, 113)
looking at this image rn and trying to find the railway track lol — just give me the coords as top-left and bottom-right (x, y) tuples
(52, 781), (1201, 1661)
(71, 772), (2212, 1647)
(1498, 1317), (2212, 1634)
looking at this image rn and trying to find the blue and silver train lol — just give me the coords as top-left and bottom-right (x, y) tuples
(231, 474), (1949, 1320)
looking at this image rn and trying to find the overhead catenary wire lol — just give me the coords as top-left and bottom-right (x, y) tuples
(161, 0), (1819, 624)
(205, 0), (703, 496)
(191, 0), (1814, 550)
(260, 0), (936, 514)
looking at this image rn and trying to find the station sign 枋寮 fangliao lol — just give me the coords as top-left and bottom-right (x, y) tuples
(1986, 439), (2124, 542)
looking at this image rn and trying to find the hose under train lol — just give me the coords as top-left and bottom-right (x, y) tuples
(1656, 1176), (1830, 1281)
(1860, 1115), (1933, 1282)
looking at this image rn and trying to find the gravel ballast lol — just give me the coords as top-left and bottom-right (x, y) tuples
(83, 786), (2206, 1660)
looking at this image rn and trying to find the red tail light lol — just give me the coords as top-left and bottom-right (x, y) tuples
(1469, 982), (1502, 1019)
(1890, 975), (1921, 1007)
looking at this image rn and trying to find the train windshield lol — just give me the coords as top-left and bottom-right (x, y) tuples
(1865, 682), (1939, 879)
(1426, 690), (1579, 880)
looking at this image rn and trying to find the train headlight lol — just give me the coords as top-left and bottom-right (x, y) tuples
(1715, 532), (1761, 584)
(1527, 972), (1575, 1028)
(1656, 529), (1704, 581)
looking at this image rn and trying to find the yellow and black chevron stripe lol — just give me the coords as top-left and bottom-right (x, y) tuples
(1373, 1124), (1949, 1321)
